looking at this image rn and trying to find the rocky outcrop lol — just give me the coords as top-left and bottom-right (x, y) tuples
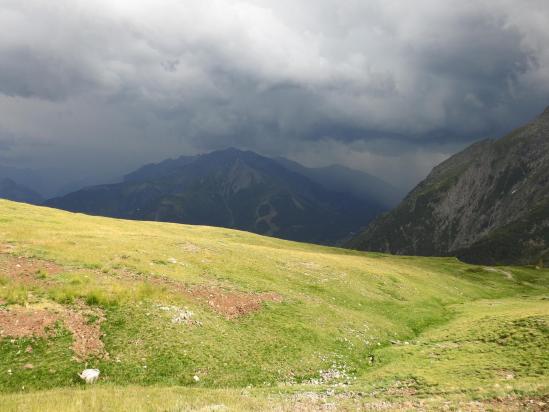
(349, 107), (549, 265)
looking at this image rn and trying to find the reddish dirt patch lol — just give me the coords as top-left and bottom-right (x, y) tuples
(62, 305), (108, 360)
(0, 307), (58, 338)
(0, 254), (64, 285)
(140, 273), (282, 319)
(189, 287), (283, 319)
(0, 244), (15, 253)
(0, 304), (107, 360)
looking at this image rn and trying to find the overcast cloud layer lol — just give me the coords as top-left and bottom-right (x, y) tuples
(1, 0), (548, 193)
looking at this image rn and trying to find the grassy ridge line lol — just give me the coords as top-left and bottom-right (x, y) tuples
(0, 199), (548, 408)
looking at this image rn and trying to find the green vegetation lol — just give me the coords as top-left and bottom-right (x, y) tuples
(0, 199), (547, 410)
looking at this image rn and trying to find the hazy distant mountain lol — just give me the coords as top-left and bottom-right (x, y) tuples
(0, 164), (120, 199)
(274, 158), (402, 208)
(0, 166), (46, 196)
(0, 178), (43, 204)
(46, 148), (386, 244)
(348, 107), (549, 265)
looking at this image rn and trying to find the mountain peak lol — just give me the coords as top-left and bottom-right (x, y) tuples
(47, 148), (388, 245)
(349, 110), (549, 265)
(204, 147), (263, 160)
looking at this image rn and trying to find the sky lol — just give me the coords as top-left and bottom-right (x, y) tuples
(1, 0), (548, 195)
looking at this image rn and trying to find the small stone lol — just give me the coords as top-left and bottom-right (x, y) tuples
(22, 364), (33, 369)
(193, 375), (200, 382)
(167, 257), (177, 264)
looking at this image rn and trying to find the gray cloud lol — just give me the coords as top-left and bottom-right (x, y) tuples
(0, 0), (548, 193)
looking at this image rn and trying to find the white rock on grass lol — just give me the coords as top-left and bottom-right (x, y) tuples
(79, 368), (100, 384)
(172, 310), (194, 324)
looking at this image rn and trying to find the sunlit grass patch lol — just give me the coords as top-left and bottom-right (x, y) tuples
(0, 199), (548, 409)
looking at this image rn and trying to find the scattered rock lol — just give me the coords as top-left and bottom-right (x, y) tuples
(171, 309), (194, 324)
(78, 368), (100, 384)
(193, 375), (200, 382)
(22, 363), (33, 369)
(156, 304), (200, 325)
(483, 266), (514, 280)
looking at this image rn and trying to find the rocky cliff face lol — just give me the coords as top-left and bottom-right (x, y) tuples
(349, 107), (549, 265)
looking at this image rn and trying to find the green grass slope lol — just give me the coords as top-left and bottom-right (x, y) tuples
(0, 199), (547, 411)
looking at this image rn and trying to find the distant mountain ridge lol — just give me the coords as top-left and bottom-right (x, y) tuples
(46, 148), (390, 244)
(349, 106), (549, 265)
(0, 178), (43, 204)
(274, 158), (402, 208)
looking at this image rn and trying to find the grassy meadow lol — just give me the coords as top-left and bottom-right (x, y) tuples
(0, 199), (547, 411)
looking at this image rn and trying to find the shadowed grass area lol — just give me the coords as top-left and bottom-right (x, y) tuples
(0, 199), (547, 410)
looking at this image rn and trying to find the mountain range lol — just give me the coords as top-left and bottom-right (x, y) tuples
(349, 106), (549, 265)
(46, 148), (392, 244)
(274, 157), (401, 208)
(0, 178), (43, 204)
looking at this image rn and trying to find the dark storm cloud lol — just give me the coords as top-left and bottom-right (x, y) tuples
(0, 48), (97, 101)
(0, 0), (548, 191)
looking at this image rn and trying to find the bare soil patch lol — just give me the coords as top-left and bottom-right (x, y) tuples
(0, 244), (15, 253)
(62, 304), (107, 360)
(179, 242), (202, 253)
(0, 254), (64, 285)
(138, 272), (283, 319)
(0, 307), (58, 338)
(189, 287), (283, 319)
(0, 303), (107, 360)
